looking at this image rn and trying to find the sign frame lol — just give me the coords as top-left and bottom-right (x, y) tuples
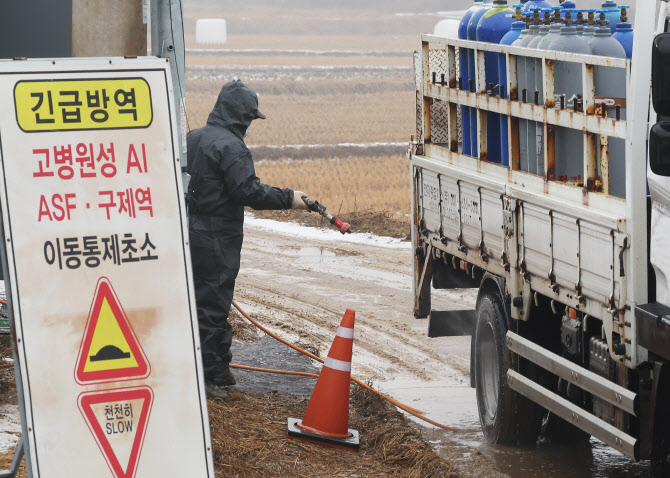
(0, 57), (214, 477)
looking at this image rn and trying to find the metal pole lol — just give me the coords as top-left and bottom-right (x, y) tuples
(0, 226), (31, 477)
(151, 0), (188, 187)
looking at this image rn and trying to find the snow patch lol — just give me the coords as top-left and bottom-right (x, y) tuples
(0, 404), (21, 451)
(244, 213), (410, 250)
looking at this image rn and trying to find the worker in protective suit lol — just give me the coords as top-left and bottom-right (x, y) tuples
(187, 79), (309, 400)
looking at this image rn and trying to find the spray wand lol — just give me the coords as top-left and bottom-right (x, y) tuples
(302, 197), (351, 234)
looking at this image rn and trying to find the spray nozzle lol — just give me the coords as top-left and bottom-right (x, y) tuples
(618, 5), (629, 23)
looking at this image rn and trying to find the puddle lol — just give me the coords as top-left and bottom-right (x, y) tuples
(279, 245), (362, 260)
(381, 377), (650, 477)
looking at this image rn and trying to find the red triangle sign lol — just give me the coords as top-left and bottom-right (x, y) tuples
(78, 386), (153, 478)
(75, 277), (150, 384)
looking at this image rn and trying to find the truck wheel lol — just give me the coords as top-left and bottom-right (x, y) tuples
(475, 290), (542, 445)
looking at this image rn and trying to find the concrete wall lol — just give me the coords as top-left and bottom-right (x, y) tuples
(72, 0), (146, 57)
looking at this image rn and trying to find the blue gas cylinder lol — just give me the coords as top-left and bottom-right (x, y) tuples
(477, 0), (515, 164)
(459, 0), (485, 156)
(467, 1), (494, 158)
(522, 0), (554, 13)
(498, 8), (525, 166)
(601, 0), (621, 33)
(612, 5), (633, 58)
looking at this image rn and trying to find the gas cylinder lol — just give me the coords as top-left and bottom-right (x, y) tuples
(589, 10), (626, 198)
(467, 1), (494, 158)
(548, 9), (591, 185)
(526, 9), (552, 176)
(519, 10), (542, 172)
(537, 6), (564, 49)
(535, 7), (565, 177)
(600, 0), (621, 33)
(498, 4), (525, 166)
(581, 9), (598, 38)
(575, 10), (585, 34)
(588, 10), (626, 57)
(477, 0), (515, 164)
(511, 12), (537, 172)
(459, 0), (485, 156)
(612, 5), (633, 58)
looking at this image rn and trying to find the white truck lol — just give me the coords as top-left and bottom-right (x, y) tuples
(411, 1), (670, 474)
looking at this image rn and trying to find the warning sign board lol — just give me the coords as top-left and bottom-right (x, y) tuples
(75, 277), (150, 384)
(0, 59), (214, 477)
(79, 386), (153, 478)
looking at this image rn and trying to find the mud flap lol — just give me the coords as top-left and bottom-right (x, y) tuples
(414, 245), (433, 319)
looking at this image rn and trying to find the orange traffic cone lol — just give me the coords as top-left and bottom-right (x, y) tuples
(287, 309), (360, 450)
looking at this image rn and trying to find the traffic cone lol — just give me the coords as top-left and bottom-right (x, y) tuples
(287, 309), (360, 450)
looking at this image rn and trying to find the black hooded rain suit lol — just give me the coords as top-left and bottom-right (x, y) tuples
(187, 80), (294, 381)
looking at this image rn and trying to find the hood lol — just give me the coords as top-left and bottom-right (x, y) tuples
(207, 80), (266, 138)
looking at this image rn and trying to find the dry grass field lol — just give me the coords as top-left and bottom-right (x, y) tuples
(254, 155), (410, 215)
(187, 89), (414, 146)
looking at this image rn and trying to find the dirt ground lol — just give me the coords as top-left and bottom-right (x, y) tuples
(210, 386), (458, 477)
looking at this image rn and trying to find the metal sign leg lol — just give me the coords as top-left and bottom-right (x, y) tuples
(0, 435), (25, 478)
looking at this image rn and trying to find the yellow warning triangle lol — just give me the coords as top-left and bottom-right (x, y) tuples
(83, 298), (139, 373)
(75, 278), (150, 384)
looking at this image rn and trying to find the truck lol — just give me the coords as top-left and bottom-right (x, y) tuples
(410, 1), (670, 474)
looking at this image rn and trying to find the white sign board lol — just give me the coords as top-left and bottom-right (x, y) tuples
(0, 58), (214, 477)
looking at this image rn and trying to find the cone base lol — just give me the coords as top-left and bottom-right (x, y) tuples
(287, 417), (360, 450)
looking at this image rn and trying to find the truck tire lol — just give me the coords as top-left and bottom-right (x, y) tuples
(475, 290), (543, 445)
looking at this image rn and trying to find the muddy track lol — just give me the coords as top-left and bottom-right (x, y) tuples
(235, 220), (475, 383)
